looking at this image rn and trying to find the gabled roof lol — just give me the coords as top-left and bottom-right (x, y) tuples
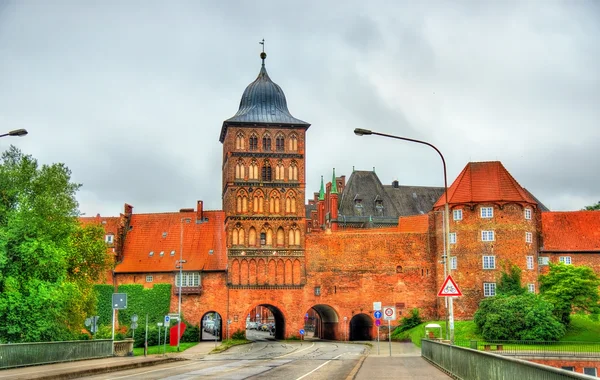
(385, 185), (445, 216)
(434, 161), (538, 208)
(116, 211), (226, 273)
(79, 215), (119, 235)
(398, 214), (429, 233)
(541, 211), (600, 252)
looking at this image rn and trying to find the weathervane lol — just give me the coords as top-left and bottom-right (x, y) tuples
(259, 39), (266, 64)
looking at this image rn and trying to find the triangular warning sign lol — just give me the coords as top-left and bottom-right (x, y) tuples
(438, 275), (462, 297)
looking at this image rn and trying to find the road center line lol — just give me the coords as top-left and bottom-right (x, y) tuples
(295, 353), (343, 380)
(275, 342), (315, 358)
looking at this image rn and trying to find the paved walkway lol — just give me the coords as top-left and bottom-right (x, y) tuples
(0, 341), (448, 379)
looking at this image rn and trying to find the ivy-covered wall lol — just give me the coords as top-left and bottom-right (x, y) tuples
(116, 284), (172, 327)
(93, 284), (115, 327)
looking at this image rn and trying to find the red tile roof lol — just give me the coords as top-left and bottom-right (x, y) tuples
(79, 214), (120, 235)
(115, 211), (226, 273)
(398, 215), (429, 233)
(434, 161), (537, 208)
(542, 211), (600, 252)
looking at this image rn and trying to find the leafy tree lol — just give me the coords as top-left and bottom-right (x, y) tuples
(539, 263), (600, 325)
(0, 146), (112, 342)
(497, 265), (526, 296)
(474, 293), (565, 341)
(584, 201), (600, 211)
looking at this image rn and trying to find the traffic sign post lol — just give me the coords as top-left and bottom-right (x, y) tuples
(438, 275), (462, 297)
(111, 293), (127, 356)
(382, 306), (396, 357)
(299, 329), (305, 341)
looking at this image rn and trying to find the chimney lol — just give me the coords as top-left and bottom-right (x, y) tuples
(392, 180), (399, 188)
(197, 200), (204, 221)
(124, 203), (133, 216)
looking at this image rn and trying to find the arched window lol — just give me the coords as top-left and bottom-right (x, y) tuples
(269, 191), (280, 214)
(260, 225), (273, 246)
(288, 161), (298, 181)
(277, 227), (285, 246)
(275, 160), (284, 181)
(235, 132), (245, 150)
(235, 159), (245, 179)
(253, 190), (264, 213)
(249, 133), (258, 151)
(276, 134), (285, 151)
(237, 190), (248, 213)
(289, 133), (298, 151)
(249, 160), (259, 180)
(249, 227), (257, 246)
(262, 134), (272, 151)
(288, 225), (300, 246)
(261, 159), (272, 182)
(233, 223), (244, 246)
(285, 192), (296, 213)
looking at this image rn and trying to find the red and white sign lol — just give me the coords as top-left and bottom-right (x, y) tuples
(438, 275), (463, 297)
(383, 306), (396, 321)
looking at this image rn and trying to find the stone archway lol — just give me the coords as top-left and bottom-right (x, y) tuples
(200, 311), (223, 341)
(305, 304), (339, 340)
(245, 304), (285, 341)
(349, 313), (373, 341)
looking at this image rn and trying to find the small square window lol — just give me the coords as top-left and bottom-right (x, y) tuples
(484, 282), (496, 297)
(538, 257), (549, 266)
(525, 232), (532, 243)
(483, 256), (496, 269)
(105, 234), (114, 244)
(559, 256), (572, 265)
(584, 368), (597, 376)
(449, 233), (457, 244)
(146, 275), (153, 282)
(481, 230), (495, 241)
(314, 286), (321, 296)
(480, 207), (493, 218)
(453, 209), (463, 221)
(528, 284), (535, 293)
(450, 257), (457, 270)
(524, 208), (532, 220)
(527, 256), (534, 270)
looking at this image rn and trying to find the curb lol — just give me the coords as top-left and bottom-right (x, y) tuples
(345, 346), (370, 380)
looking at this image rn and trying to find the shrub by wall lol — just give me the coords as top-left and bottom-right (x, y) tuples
(93, 284), (115, 327)
(116, 284), (172, 328)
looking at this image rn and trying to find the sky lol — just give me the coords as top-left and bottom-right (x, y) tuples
(1, 0), (598, 216)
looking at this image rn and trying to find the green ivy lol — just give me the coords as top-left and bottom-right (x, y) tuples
(116, 283), (172, 328)
(93, 284), (115, 327)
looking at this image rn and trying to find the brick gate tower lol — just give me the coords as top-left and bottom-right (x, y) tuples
(219, 51), (311, 337)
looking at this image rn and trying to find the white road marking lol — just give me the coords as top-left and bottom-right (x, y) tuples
(107, 361), (199, 379)
(295, 353), (343, 380)
(275, 342), (315, 358)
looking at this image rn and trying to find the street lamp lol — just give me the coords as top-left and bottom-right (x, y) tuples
(0, 129), (28, 138)
(354, 128), (454, 342)
(177, 217), (192, 351)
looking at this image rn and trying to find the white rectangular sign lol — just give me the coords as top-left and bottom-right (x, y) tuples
(373, 302), (382, 311)
(382, 306), (396, 321)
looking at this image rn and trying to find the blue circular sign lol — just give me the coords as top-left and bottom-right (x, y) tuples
(299, 329), (305, 335)
(374, 311), (382, 319)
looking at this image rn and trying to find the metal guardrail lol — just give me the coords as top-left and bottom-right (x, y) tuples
(0, 340), (113, 369)
(422, 339), (593, 380)
(453, 340), (600, 358)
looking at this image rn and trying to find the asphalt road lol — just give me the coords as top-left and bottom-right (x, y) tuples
(80, 341), (366, 380)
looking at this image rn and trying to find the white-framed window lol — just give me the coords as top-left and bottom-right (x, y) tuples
(480, 207), (493, 218)
(453, 209), (463, 221)
(449, 232), (457, 244)
(450, 256), (457, 270)
(527, 256), (534, 270)
(314, 286), (321, 296)
(483, 255), (496, 269)
(525, 232), (532, 243)
(538, 257), (550, 266)
(105, 234), (114, 244)
(481, 230), (495, 241)
(524, 208), (532, 220)
(559, 256), (572, 265)
(484, 282), (496, 297)
(584, 368), (597, 376)
(146, 275), (153, 282)
(528, 283), (535, 293)
(176, 272), (201, 287)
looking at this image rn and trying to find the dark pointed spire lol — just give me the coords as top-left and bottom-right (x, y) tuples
(331, 168), (338, 194)
(318, 176), (325, 201)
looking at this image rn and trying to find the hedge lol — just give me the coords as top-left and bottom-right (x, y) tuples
(93, 284), (115, 327)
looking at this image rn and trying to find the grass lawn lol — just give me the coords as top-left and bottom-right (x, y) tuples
(211, 339), (251, 353)
(133, 342), (198, 356)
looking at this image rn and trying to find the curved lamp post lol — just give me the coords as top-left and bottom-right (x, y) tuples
(177, 217), (192, 351)
(0, 129), (28, 138)
(353, 128), (454, 342)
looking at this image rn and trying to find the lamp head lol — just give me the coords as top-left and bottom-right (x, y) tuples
(353, 128), (372, 136)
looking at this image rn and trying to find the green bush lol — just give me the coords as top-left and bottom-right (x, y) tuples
(232, 329), (245, 340)
(116, 284), (172, 327)
(474, 293), (565, 341)
(93, 284), (115, 327)
(398, 308), (423, 332)
(181, 323), (200, 343)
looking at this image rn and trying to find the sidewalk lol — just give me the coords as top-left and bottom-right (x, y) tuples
(350, 341), (450, 380)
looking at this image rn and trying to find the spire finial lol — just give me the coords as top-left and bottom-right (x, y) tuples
(331, 168), (338, 194)
(318, 175), (325, 201)
(259, 39), (266, 65)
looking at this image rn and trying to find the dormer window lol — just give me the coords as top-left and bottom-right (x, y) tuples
(374, 196), (384, 216)
(170, 250), (175, 256)
(105, 234), (114, 244)
(149, 251), (154, 257)
(354, 195), (363, 216)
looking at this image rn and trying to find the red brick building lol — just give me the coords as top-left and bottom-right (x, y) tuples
(86, 53), (600, 342)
